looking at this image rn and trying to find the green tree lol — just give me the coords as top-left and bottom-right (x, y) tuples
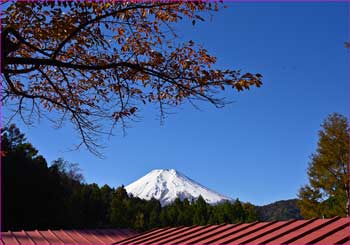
(109, 187), (129, 227)
(149, 209), (160, 229)
(242, 202), (258, 222)
(209, 201), (233, 224)
(231, 199), (245, 223)
(298, 113), (349, 218)
(192, 195), (208, 225)
(2, 2), (262, 155)
(159, 208), (168, 227)
(134, 212), (145, 230)
(100, 184), (115, 226)
(1, 124), (60, 230)
(178, 198), (193, 226)
(0, 125), (92, 230)
(147, 198), (161, 229)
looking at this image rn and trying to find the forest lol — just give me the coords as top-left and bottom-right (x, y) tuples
(3, 112), (348, 232)
(1, 124), (260, 232)
(1, 124), (307, 232)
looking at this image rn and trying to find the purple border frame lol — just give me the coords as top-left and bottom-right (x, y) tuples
(0, 1), (349, 243)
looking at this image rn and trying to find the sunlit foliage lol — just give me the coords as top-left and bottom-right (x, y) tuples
(298, 113), (349, 218)
(2, 2), (262, 155)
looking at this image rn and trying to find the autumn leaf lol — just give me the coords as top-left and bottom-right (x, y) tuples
(1, 1), (263, 156)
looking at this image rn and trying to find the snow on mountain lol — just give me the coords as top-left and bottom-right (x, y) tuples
(125, 169), (232, 206)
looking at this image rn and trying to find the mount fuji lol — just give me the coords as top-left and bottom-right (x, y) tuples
(125, 169), (232, 206)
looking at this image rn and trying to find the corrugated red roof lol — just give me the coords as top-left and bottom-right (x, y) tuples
(1, 228), (138, 244)
(115, 217), (350, 245)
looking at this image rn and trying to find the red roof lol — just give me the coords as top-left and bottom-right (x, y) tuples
(115, 217), (350, 245)
(1, 228), (138, 244)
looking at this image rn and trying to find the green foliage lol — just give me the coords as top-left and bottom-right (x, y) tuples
(3, 124), (295, 232)
(134, 212), (145, 230)
(297, 113), (349, 218)
(2, 124), (61, 230)
(243, 202), (260, 222)
(256, 199), (302, 221)
(192, 196), (208, 225)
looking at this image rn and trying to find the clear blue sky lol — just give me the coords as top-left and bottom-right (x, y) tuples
(7, 2), (349, 205)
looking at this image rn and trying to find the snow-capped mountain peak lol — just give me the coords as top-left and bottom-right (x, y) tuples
(125, 169), (231, 206)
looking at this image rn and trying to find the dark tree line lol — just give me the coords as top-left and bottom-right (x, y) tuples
(1, 124), (258, 231)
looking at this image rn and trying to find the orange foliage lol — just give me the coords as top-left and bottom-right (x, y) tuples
(2, 1), (262, 155)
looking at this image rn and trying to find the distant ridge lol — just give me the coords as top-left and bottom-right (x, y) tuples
(256, 199), (302, 221)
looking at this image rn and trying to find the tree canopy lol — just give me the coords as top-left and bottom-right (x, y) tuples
(3, 124), (309, 232)
(298, 113), (349, 218)
(2, 2), (262, 155)
(2, 124), (259, 231)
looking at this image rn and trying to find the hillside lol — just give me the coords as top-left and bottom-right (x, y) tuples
(256, 199), (302, 221)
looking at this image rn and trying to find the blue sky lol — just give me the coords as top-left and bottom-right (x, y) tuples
(6, 2), (349, 205)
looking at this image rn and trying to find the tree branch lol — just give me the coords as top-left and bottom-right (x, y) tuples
(51, 2), (176, 59)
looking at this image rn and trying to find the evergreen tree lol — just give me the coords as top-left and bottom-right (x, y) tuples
(231, 199), (245, 223)
(298, 113), (349, 218)
(100, 185), (115, 226)
(242, 202), (259, 222)
(159, 208), (168, 227)
(2, 125), (277, 231)
(192, 196), (208, 225)
(110, 187), (129, 228)
(179, 198), (193, 226)
(147, 198), (161, 229)
(1, 124), (62, 230)
(134, 212), (145, 230)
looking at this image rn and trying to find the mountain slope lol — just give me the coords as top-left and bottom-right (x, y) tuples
(256, 199), (302, 221)
(125, 169), (231, 206)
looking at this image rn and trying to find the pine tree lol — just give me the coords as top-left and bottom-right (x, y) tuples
(232, 199), (245, 223)
(242, 202), (259, 222)
(147, 198), (161, 229)
(110, 187), (129, 227)
(134, 212), (145, 230)
(298, 113), (349, 218)
(180, 198), (193, 226)
(192, 196), (208, 225)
